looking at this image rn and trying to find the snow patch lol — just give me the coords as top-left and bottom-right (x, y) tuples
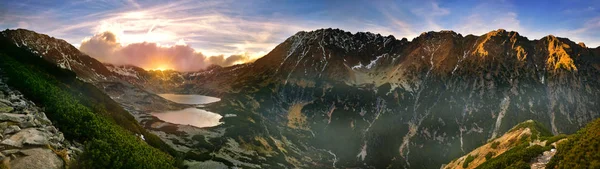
(356, 141), (368, 161)
(352, 54), (386, 70)
(107, 65), (140, 79)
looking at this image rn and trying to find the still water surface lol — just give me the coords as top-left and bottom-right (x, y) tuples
(157, 94), (220, 104)
(153, 94), (223, 128)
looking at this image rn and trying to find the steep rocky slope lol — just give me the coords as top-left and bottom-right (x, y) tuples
(1, 29), (114, 82)
(0, 76), (81, 169)
(2, 28), (600, 168)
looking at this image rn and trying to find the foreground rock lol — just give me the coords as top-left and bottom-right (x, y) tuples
(0, 77), (80, 169)
(10, 148), (64, 169)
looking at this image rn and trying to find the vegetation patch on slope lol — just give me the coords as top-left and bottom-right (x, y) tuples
(0, 52), (177, 168)
(476, 143), (549, 169)
(546, 118), (600, 168)
(444, 120), (554, 169)
(287, 102), (310, 130)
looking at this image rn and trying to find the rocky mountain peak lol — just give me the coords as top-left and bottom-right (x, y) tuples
(471, 29), (525, 58)
(415, 30), (462, 41)
(1, 29), (73, 51)
(286, 28), (400, 54)
(0, 29), (114, 82)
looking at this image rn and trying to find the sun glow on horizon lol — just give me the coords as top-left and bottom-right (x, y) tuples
(151, 65), (172, 71)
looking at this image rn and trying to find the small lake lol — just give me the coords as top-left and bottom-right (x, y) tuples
(157, 94), (221, 105)
(153, 94), (223, 128)
(153, 108), (223, 128)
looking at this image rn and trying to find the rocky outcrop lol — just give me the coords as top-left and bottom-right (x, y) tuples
(0, 77), (81, 169)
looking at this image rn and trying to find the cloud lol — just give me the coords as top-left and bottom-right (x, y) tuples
(79, 32), (120, 62)
(1, 0), (309, 61)
(80, 31), (251, 72)
(79, 1), (309, 58)
(554, 17), (600, 48)
(4, 0), (600, 60)
(411, 1), (450, 30)
(455, 12), (522, 36)
(207, 54), (251, 67)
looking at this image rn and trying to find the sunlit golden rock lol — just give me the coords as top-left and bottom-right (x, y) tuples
(546, 35), (577, 71)
(472, 29), (506, 57)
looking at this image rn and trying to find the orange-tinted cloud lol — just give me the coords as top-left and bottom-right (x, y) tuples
(79, 31), (251, 72)
(207, 54), (253, 67)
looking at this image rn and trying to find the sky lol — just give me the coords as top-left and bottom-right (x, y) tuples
(1, 0), (599, 71)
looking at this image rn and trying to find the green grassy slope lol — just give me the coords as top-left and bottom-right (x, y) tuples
(448, 118), (600, 169)
(547, 118), (600, 168)
(474, 120), (553, 169)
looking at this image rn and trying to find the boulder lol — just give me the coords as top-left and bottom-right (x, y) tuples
(18, 118), (39, 128)
(0, 113), (26, 123)
(10, 100), (27, 110)
(10, 148), (64, 169)
(0, 102), (13, 113)
(1, 149), (19, 156)
(1, 128), (51, 148)
(36, 113), (53, 126)
(0, 122), (8, 131)
(0, 99), (10, 106)
(3, 125), (20, 135)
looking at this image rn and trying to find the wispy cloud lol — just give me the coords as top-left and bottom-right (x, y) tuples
(452, 0), (523, 36)
(553, 17), (600, 47)
(411, 1), (450, 31)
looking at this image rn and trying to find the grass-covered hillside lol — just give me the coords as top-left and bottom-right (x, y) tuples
(547, 118), (600, 168)
(444, 120), (560, 169)
(446, 118), (600, 169)
(0, 37), (179, 168)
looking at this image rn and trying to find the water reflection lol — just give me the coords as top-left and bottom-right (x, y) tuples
(158, 94), (220, 105)
(153, 108), (223, 128)
(153, 94), (223, 128)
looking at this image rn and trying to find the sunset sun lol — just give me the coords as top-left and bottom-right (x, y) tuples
(152, 65), (170, 71)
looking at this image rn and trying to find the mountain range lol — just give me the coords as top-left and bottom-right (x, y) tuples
(1, 28), (600, 168)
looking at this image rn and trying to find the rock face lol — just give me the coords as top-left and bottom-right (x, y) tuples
(0, 77), (80, 169)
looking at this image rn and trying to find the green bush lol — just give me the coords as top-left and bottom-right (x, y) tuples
(544, 134), (567, 146)
(546, 118), (600, 168)
(476, 144), (547, 169)
(485, 152), (495, 160)
(511, 120), (552, 134)
(463, 154), (477, 168)
(0, 53), (176, 168)
(490, 142), (500, 149)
